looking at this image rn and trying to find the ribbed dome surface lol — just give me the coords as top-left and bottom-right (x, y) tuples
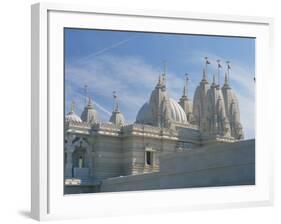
(136, 98), (187, 125)
(169, 98), (187, 124)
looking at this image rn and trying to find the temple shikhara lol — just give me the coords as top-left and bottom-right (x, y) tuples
(64, 59), (254, 194)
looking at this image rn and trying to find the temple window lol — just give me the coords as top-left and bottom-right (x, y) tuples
(145, 146), (155, 166)
(146, 151), (152, 165)
(72, 148), (86, 168)
(78, 156), (83, 168)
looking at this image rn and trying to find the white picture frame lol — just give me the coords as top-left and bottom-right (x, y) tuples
(31, 2), (274, 221)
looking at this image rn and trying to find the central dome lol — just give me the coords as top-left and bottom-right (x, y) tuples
(136, 98), (187, 125)
(135, 74), (188, 127)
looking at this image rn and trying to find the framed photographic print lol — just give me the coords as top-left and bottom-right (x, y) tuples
(31, 2), (274, 221)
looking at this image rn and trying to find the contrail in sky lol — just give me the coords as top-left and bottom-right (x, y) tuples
(94, 101), (111, 116)
(78, 35), (137, 64)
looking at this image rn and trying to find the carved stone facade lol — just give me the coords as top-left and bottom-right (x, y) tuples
(192, 70), (244, 140)
(64, 64), (244, 187)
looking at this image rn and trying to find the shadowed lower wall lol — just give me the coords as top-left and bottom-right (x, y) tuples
(100, 139), (255, 192)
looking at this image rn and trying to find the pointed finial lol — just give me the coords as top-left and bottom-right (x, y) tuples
(224, 72), (229, 85)
(202, 69), (207, 80)
(163, 60), (167, 75)
(217, 59), (222, 86)
(158, 74), (162, 85)
(162, 73), (166, 86)
(226, 61), (231, 84)
(204, 57), (210, 80)
(183, 73), (189, 97)
(226, 60), (230, 67)
(161, 60), (167, 87)
(70, 100), (75, 112)
(113, 91), (119, 112)
(88, 96), (93, 106)
(212, 74), (216, 85)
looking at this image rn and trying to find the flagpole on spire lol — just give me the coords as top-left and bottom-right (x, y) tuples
(70, 99), (75, 112)
(217, 59), (222, 86)
(161, 60), (167, 87)
(204, 57), (210, 80)
(184, 73), (189, 98)
(113, 91), (119, 112)
(226, 61), (231, 84)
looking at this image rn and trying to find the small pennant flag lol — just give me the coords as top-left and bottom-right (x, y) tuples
(113, 91), (117, 99)
(206, 60), (211, 64)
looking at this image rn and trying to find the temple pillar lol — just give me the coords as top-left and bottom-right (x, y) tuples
(65, 149), (74, 178)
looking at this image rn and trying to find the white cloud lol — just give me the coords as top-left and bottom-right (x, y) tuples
(66, 51), (255, 139)
(66, 54), (163, 122)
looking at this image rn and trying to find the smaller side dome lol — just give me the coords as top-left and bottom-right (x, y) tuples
(65, 101), (82, 123)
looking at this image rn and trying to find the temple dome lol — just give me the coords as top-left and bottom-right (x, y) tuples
(65, 111), (82, 123)
(169, 98), (187, 124)
(65, 101), (82, 123)
(136, 98), (187, 125)
(136, 102), (152, 124)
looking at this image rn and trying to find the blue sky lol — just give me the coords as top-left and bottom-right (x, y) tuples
(65, 28), (255, 139)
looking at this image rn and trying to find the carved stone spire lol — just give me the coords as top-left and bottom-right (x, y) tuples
(182, 73), (189, 98)
(221, 62), (244, 140)
(113, 91), (119, 112)
(110, 91), (125, 127)
(70, 100), (75, 112)
(179, 74), (194, 124)
(212, 74), (216, 86)
(81, 86), (99, 124)
(223, 72), (230, 88)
